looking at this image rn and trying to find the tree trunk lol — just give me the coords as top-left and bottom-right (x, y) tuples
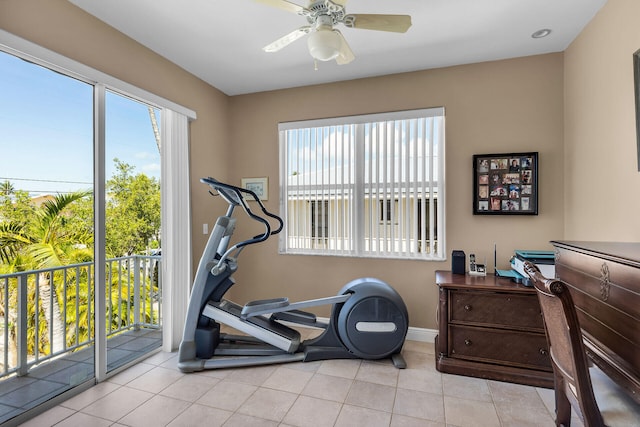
(38, 272), (65, 354)
(0, 288), (19, 371)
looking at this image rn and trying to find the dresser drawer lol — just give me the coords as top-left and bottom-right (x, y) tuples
(449, 290), (544, 331)
(449, 325), (551, 370)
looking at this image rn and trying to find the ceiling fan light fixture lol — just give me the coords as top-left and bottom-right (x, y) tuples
(259, 0), (412, 65)
(307, 29), (341, 61)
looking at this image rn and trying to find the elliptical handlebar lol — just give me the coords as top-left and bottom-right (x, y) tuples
(200, 177), (283, 249)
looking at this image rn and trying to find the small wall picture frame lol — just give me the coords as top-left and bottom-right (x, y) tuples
(473, 152), (538, 215)
(241, 177), (268, 201)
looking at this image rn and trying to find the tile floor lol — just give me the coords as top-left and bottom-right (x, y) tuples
(0, 328), (162, 425)
(17, 336), (583, 427)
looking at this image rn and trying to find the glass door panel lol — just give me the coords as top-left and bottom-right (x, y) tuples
(104, 90), (162, 373)
(0, 50), (94, 424)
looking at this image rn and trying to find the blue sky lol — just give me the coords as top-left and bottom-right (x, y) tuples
(0, 50), (160, 196)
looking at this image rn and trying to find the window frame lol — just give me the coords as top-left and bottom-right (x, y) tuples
(279, 107), (446, 261)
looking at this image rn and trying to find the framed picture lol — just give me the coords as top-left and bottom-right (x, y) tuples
(241, 177), (268, 201)
(473, 152), (538, 215)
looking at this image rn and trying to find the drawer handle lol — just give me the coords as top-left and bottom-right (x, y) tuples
(464, 339), (472, 346)
(539, 348), (548, 356)
(464, 304), (472, 311)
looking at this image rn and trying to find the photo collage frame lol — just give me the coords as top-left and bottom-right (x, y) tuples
(473, 152), (538, 215)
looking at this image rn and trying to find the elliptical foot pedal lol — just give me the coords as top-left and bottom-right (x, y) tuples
(241, 297), (289, 318)
(271, 309), (318, 326)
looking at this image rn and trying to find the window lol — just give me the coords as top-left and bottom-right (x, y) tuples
(279, 108), (445, 260)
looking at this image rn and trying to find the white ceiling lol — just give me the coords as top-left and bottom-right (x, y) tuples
(68, 0), (606, 96)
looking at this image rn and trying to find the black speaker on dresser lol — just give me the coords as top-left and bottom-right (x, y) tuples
(452, 250), (466, 275)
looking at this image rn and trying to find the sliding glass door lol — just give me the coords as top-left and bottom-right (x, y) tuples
(0, 50), (96, 421)
(0, 48), (164, 422)
(104, 90), (162, 374)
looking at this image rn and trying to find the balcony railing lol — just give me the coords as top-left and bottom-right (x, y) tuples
(0, 255), (162, 379)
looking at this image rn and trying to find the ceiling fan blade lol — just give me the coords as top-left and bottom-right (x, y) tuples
(253, 0), (307, 15)
(335, 30), (354, 65)
(263, 26), (312, 52)
(345, 14), (412, 33)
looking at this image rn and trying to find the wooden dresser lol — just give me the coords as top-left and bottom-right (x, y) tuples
(552, 241), (640, 404)
(435, 271), (553, 388)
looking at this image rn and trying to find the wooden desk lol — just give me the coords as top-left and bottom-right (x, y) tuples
(435, 271), (553, 388)
(552, 241), (640, 404)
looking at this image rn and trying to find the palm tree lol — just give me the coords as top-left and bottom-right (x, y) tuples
(0, 180), (15, 197)
(0, 190), (92, 354)
(0, 222), (23, 264)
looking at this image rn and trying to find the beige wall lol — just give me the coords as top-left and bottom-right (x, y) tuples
(0, 0), (231, 259)
(564, 0), (640, 241)
(228, 54), (565, 328)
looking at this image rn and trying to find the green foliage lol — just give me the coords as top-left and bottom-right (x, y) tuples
(0, 222), (28, 264)
(0, 191), (93, 271)
(27, 277), (53, 356)
(0, 275), (54, 357)
(60, 266), (93, 346)
(105, 159), (161, 256)
(58, 195), (94, 253)
(0, 185), (34, 230)
(0, 160), (162, 363)
(0, 186), (35, 270)
(0, 180), (15, 196)
(1, 159), (161, 268)
(104, 261), (160, 334)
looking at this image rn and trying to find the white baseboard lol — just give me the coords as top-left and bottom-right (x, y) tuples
(406, 326), (437, 343)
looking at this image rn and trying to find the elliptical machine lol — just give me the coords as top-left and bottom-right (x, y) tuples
(177, 178), (409, 372)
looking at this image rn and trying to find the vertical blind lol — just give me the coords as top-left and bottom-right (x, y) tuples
(279, 108), (445, 260)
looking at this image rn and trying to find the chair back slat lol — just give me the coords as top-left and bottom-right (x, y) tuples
(524, 261), (605, 427)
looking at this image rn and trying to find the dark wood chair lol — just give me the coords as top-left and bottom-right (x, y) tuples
(524, 261), (640, 427)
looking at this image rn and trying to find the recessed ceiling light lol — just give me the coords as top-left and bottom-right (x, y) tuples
(531, 29), (552, 39)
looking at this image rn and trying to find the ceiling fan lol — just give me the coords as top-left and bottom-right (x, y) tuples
(255, 0), (412, 65)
